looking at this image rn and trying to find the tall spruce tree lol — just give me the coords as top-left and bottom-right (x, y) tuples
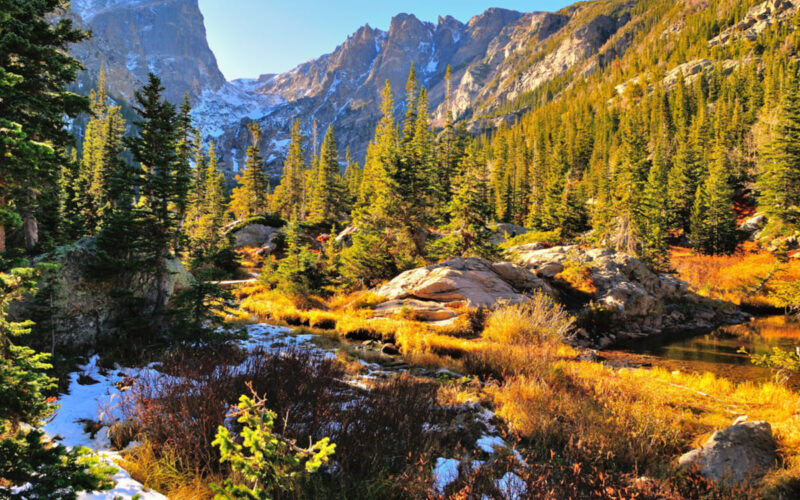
(230, 122), (269, 220)
(125, 73), (180, 318)
(173, 93), (195, 248)
(271, 120), (308, 221)
(0, 0), (90, 251)
(307, 125), (343, 224)
(758, 73), (800, 231)
(691, 141), (738, 254)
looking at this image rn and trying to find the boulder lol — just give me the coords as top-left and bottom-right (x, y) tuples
(739, 213), (766, 240)
(232, 224), (281, 249)
(508, 245), (746, 344)
(374, 299), (459, 322)
(679, 421), (777, 487)
(374, 257), (553, 312)
(334, 226), (359, 247)
(489, 223), (529, 245)
(24, 238), (194, 350)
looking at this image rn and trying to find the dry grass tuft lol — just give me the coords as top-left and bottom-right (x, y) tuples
(481, 293), (574, 346)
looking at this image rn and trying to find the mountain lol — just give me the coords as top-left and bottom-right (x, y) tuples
(68, 0), (225, 104)
(192, 4), (635, 177)
(67, 0), (789, 182)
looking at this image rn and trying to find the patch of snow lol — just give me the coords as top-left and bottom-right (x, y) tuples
(425, 57), (438, 74)
(43, 324), (317, 498)
(495, 472), (527, 500)
(230, 148), (239, 173)
(476, 434), (507, 454)
(125, 54), (138, 72)
(433, 458), (460, 493)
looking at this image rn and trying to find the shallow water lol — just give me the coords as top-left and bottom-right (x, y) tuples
(615, 315), (800, 382)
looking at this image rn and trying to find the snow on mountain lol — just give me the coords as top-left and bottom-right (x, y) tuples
(191, 82), (285, 139)
(70, 0), (150, 21)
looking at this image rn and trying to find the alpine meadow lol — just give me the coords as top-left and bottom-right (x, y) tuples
(6, 0), (800, 498)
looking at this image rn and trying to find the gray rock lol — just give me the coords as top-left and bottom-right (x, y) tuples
(374, 299), (459, 322)
(232, 224), (280, 249)
(508, 244), (745, 343)
(709, 0), (798, 47)
(490, 223), (529, 245)
(334, 226), (359, 247)
(739, 213), (767, 240)
(25, 238), (193, 350)
(679, 421), (777, 487)
(374, 257), (553, 311)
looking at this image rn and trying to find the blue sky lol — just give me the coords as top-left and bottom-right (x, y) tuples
(198, 1), (572, 80)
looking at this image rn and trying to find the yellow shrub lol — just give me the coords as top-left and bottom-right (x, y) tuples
(482, 294), (573, 346)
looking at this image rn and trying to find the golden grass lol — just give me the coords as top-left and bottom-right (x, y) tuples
(481, 294), (573, 346)
(118, 441), (218, 500)
(234, 279), (800, 494)
(487, 356), (800, 491)
(671, 245), (800, 308)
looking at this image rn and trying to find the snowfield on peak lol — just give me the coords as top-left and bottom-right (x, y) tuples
(191, 82), (285, 138)
(70, 0), (153, 20)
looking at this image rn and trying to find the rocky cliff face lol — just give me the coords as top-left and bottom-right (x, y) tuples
(68, 0), (225, 104)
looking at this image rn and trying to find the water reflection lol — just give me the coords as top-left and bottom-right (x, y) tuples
(617, 315), (800, 382)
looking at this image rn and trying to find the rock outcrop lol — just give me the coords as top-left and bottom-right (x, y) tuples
(68, 0), (225, 104)
(373, 257), (553, 321)
(231, 223), (282, 250)
(739, 213), (767, 241)
(709, 0), (798, 47)
(24, 239), (193, 350)
(371, 246), (748, 347)
(679, 421), (778, 487)
(509, 245), (748, 345)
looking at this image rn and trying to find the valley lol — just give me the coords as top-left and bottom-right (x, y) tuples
(2, 0), (800, 499)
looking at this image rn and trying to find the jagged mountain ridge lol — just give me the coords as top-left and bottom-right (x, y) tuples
(192, 4), (637, 177)
(66, 0), (659, 178)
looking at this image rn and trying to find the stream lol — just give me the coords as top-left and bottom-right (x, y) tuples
(613, 315), (800, 382)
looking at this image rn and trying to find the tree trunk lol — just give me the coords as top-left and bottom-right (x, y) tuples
(23, 212), (38, 250)
(0, 223), (5, 253)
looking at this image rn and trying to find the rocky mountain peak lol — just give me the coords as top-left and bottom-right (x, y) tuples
(70, 0), (225, 103)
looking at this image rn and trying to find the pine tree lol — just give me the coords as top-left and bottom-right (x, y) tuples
(342, 147), (363, 207)
(198, 144), (230, 257)
(638, 136), (671, 267)
(694, 141), (738, 254)
(230, 122), (269, 220)
(612, 113), (650, 254)
(271, 120), (308, 221)
(173, 93), (195, 248)
(441, 142), (496, 258)
(0, 0), (90, 250)
(307, 125), (343, 224)
(758, 73), (800, 230)
(125, 73), (180, 318)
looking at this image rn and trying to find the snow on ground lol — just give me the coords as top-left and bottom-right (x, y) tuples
(43, 324), (308, 498)
(433, 458), (461, 493)
(476, 434), (507, 454)
(47, 322), (517, 498)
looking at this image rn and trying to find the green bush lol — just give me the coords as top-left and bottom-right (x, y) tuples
(210, 390), (335, 499)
